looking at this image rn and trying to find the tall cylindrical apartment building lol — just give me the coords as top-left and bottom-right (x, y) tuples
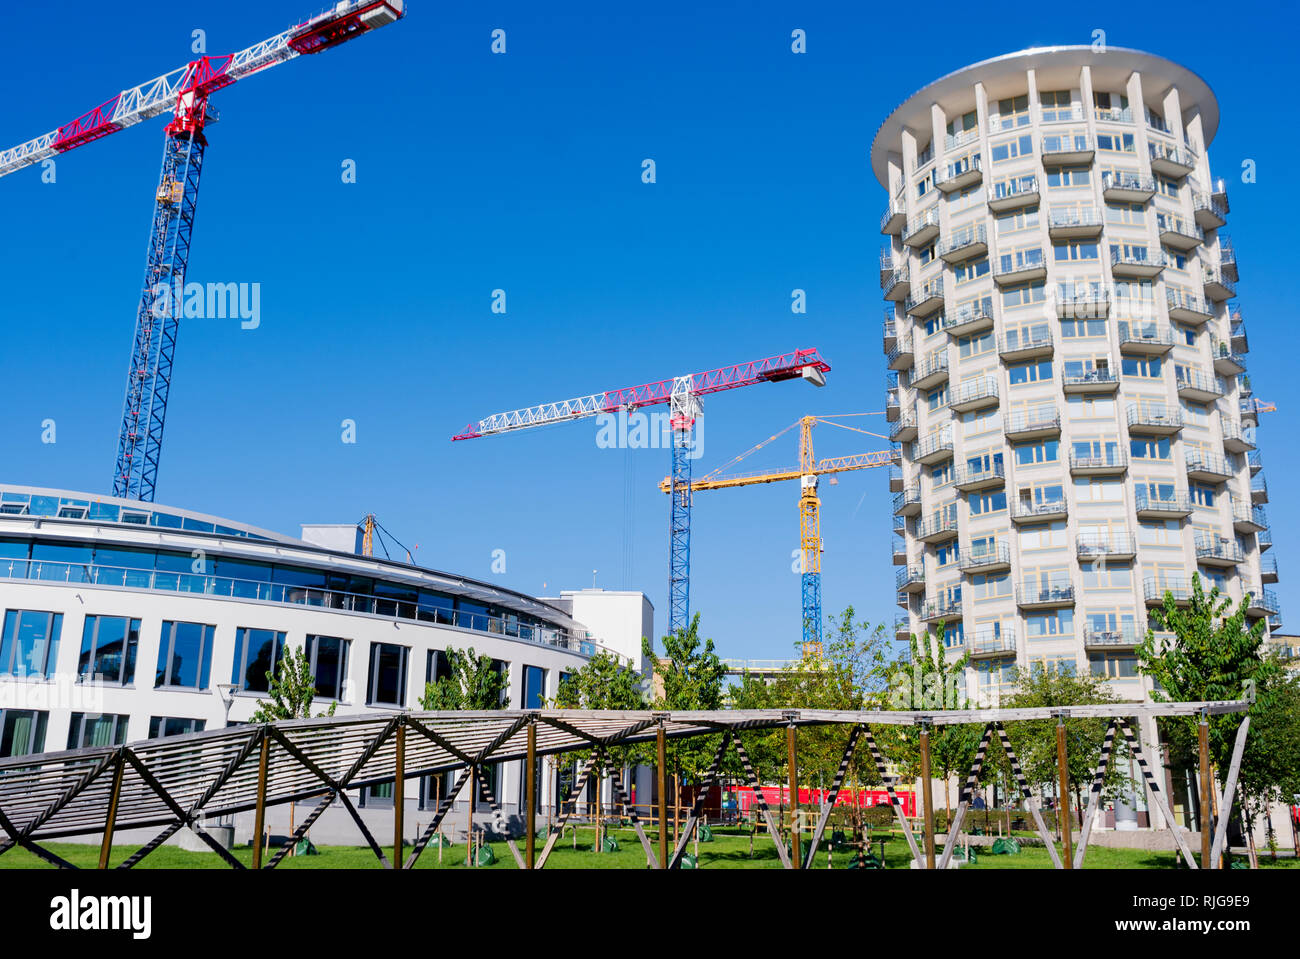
(875, 47), (1276, 704)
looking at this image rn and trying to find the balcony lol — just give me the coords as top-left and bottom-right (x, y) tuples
(1212, 342), (1247, 380)
(1041, 132), (1094, 166)
(1149, 142), (1196, 178)
(937, 224), (988, 263)
(882, 317), (897, 355)
(944, 126), (981, 153)
(1017, 582), (1075, 609)
(1004, 407), (1061, 441)
(942, 301), (995, 337)
(953, 460), (1005, 491)
(896, 564), (926, 593)
(906, 280), (945, 317)
(1229, 314), (1247, 353)
(915, 511), (959, 543)
(1144, 578), (1194, 605)
(1167, 290), (1214, 324)
(969, 631), (1017, 659)
(881, 195), (907, 235)
(1134, 489), (1193, 519)
(911, 352), (950, 391)
(958, 542), (1011, 574)
(1212, 177), (1230, 211)
(1175, 368), (1225, 402)
(903, 208), (941, 248)
(1258, 527), (1272, 552)
(894, 615), (911, 641)
(1246, 587), (1280, 617)
(887, 336), (914, 371)
(948, 376), (1000, 413)
(1158, 217), (1205, 252)
(1047, 206), (1103, 239)
(1194, 535), (1244, 568)
(1118, 321), (1173, 355)
(912, 432), (954, 466)
(987, 174), (1039, 212)
(1261, 554), (1279, 584)
(993, 248), (1047, 285)
(1193, 193), (1227, 231)
(1110, 248), (1167, 279)
(1247, 449), (1263, 475)
(998, 327), (1053, 362)
(1056, 287), (1109, 320)
(1221, 242), (1239, 283)
(1077, 532), (1137, 562)
(892, 532), (906, 565)
(1203, 269), (1236, 302)
(1127, 403), (1182, 435)
(1101, 171), (1156, 203)
(882, 265), (911, 302)
(1011, 499), (1067, 524)
(890, 409), (918, 444)
(935, 155), (983, 194)
(1083, 623), (1142, 650)
(1232, 502), (1266, 534)
(1241, 399), (1262, 426)
(1185, 450), (1233, 483)
(889, 464), (904, 492)
(1063, 367), (1119, 394)
(1070, 448), (1127, 475)
(921, 596), (963, 623)
(1252, 474), (1268, 504)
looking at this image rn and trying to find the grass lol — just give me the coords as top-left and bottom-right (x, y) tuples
(4, 824), (1293, 869)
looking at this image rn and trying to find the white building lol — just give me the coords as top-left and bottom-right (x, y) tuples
(0, 484), (651, 846)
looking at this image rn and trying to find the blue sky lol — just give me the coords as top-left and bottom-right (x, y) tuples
(1, 0), (1296, 661)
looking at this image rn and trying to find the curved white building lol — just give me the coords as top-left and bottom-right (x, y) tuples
(0, 484), (651, 843)
(875, 47), (1277, 707)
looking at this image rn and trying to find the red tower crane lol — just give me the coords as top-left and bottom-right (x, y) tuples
(0, 1), (407, 502)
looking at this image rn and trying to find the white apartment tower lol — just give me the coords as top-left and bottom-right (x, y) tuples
(875, 47), (1277, 700)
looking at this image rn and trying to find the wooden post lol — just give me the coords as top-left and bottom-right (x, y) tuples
(786, 724), (800, 869)
(656, 724), (668, 869)
(1056, 718), (1073, 869)
(919, 723), (935, 869)
(98, 754), (125, 870)
(393, 721), (405, 869)
(525, 721), (537, 870)
(466, 766), (476, 867)
(1199, 713), (1212, 869)
(251, 732), (270, 870)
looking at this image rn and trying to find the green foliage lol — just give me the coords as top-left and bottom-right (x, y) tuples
(419, 646), (508, 711)
(551, 650), (647, 772)
(1236, 662), (1300, 819)
(643, 613), (727, 784)
(249, 645), (338, 723)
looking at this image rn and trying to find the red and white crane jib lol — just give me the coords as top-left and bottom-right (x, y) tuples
(451, 348), (832, 441)
(0, 0), (405, 178)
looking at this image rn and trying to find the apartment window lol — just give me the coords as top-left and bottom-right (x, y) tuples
(916, 173), (933, 198)
(1018, 484), (1065, 509)
(1164, 248), (1188, 271)
(1014, 439), (1059, 466)
(934, 541), (957, 568)
(1061, 317), (1106, 339)
(1001, 281), (1046, 310)
(1105, 202), (1145, 226)
(1039, 90), (1074, 123)
(1031, 657), (1078, 677)
(307, 635), (351, 701)
(1121, 355), (1162, 379)
(229, 628), (287, 693)
(943, 622), (965, 649)
(1190, 482), (1216, 508)
(522, 665), (546, 709)
(67, 712), (130, 749)
(977, 659), (1017, 689)
(953, 257), (990, 284)
(0, 610), (62, 679)
(1074, 475), (1123, 503)
(969, 489), (1008, 516)
(996, 207), (1040, 235)
(918, 241), (937, 266)
(970, 572), (1011, 600)
(1082, 564), (1132, 590)
(991, 133), (1033, 163)
(1096, 132), (1135, 153)
(1026, 609), (1075, 639)
(1046, 166), (1090, 188)
(947, 110), (978, 139)
(0, 709), (48, 757)
(994, 95), (1030, 130)
(1067, 394), (1115, 419)
(1130, 436), (1172, 461)
(915, 141), (934, 169)
(1008, 360), (1053, 386)
(1089, 653), (1139, 679)
(1178, 324), (1196, 347)
(958, 330), (994, 359)
(367, 642), (409, 707)
(1138, 520), (1179, 547)
(78, 616), (141, 686)
(154, 621), (215, 690)
(960, 407), (1001, 437)
(930, 462), (953, 487)
(1155, 175), (1179, 198)
(1018, 521), (1068, 551)
(926, 385), (948, 411)
(1054, 241), (1099, 262)
(149, 716), (207, 738)
(1110, 242), (1150, 263)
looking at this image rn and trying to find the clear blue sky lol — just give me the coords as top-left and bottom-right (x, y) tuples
(1, 0), (1296, 661)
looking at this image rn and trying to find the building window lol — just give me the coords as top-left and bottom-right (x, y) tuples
(1096, 132), (1135, 153)
(231, 628), (287, 693)
(1089, 653), (1138, 679)
(522, 665), (546, 709)
(367, 643), (409, 707)
(1121, 356), (1162, 379)
(1008, 360), (1053, 386)
(78, 616), (141, 686)
(1001, 281), (1046, 310)
(149, 716), (207, 738)
(1046, 166), (1090, 188)
(0, 709), (48, 757)
(1130, 436), (1172, 461)
(993, 96), (1030, 131)
(0, 610), (63, 679)
(1014, 439), (1059, 466)
(1039, 90), (1074, 123)
(154, 621), (215, 690)
(307, 635), (351, 701)
(67, 712), (130, 749)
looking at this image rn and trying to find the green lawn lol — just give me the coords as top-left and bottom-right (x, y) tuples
(3, 825), (1292, 869)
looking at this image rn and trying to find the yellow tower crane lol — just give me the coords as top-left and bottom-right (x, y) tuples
(659, 415), (898, 649)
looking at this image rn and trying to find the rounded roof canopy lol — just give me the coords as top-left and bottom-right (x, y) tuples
(870, 46), (1219, 187)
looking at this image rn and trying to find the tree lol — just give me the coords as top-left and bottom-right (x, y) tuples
(1235, 660), (1300, 856)
(552, 651), (645, 711)
(249, 645), (338, 723)
(419, 646), (508, 711)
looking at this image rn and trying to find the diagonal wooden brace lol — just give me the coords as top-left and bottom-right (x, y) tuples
(938, 722), (994, 869)
(732, 735), (790, 869)
(602, 750), (658, 868)
(861, 726), (924, 868)
(535, 750), (599, 869)
(1072, 718), (1117, 868)
(994, 723), (1062, 869)
(804, 725), (862, 868)
(1120, 720), (1197, 869)
(668, 732), (731, 869)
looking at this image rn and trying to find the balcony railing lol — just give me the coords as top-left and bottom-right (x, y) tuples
(889, 408), (917, 443)
(1110, 247), (1167, 276)
(987, 174), (1039, 210)
(969, 630), (1017, 658)
(1144, 577), (1194, 604)
(1077, 532), (1136, 558)
(998, 327), (1054, 358)
(896, 564), (925, 591)
(1083, 623), (1142, 649)
(882, 265), (911, 299)
(1175, 368), (1225, 399)
(1118, 321), (1173, 352)
(953, 461), (1006, 489)
(881, 195), (908, 234)
(1069, 448), (1127, 472)
(1047, 206), (1103, 235)
(915, 512), (959, 541)
(934, 154), (983, 192)
(993, 247), (1046, 282)
(905, 280), (945, 315)
(1004, 407), (1060, 438)
(1185, 450), (1233, 479)
(1194, 536), (1244, 566)
(893, 486), (922, 515)
(1062, 368), (1119, 391)
(921, 596), (963, 622)
(1231, 501), (1266, 531)
(937, 224), (987, 261)
(944, 126), (981, 152)
(1040, 132), (1094, 163)
(958, 542), (1011, 572)
(911, 432), (954, 464)
(1133, 489), (1193, 516)
(1246, 587), (1280, 616)
(1260, 554), (1279, 581)
(1148, 142), (1196, 176)
(1011, 499), (1067, 522)
(1193, 193), (1228, 229)
(947, 376), (999, 411)
(942, 300), (995, 335)
(1158, 218), (1205, 250)
(1127, 403), (1183, 432)
(1101, 171), (1156, 201)
(903, 208), (941, 245)
(911, 352), (950, 388)
(1016, 582), (1074, 607)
